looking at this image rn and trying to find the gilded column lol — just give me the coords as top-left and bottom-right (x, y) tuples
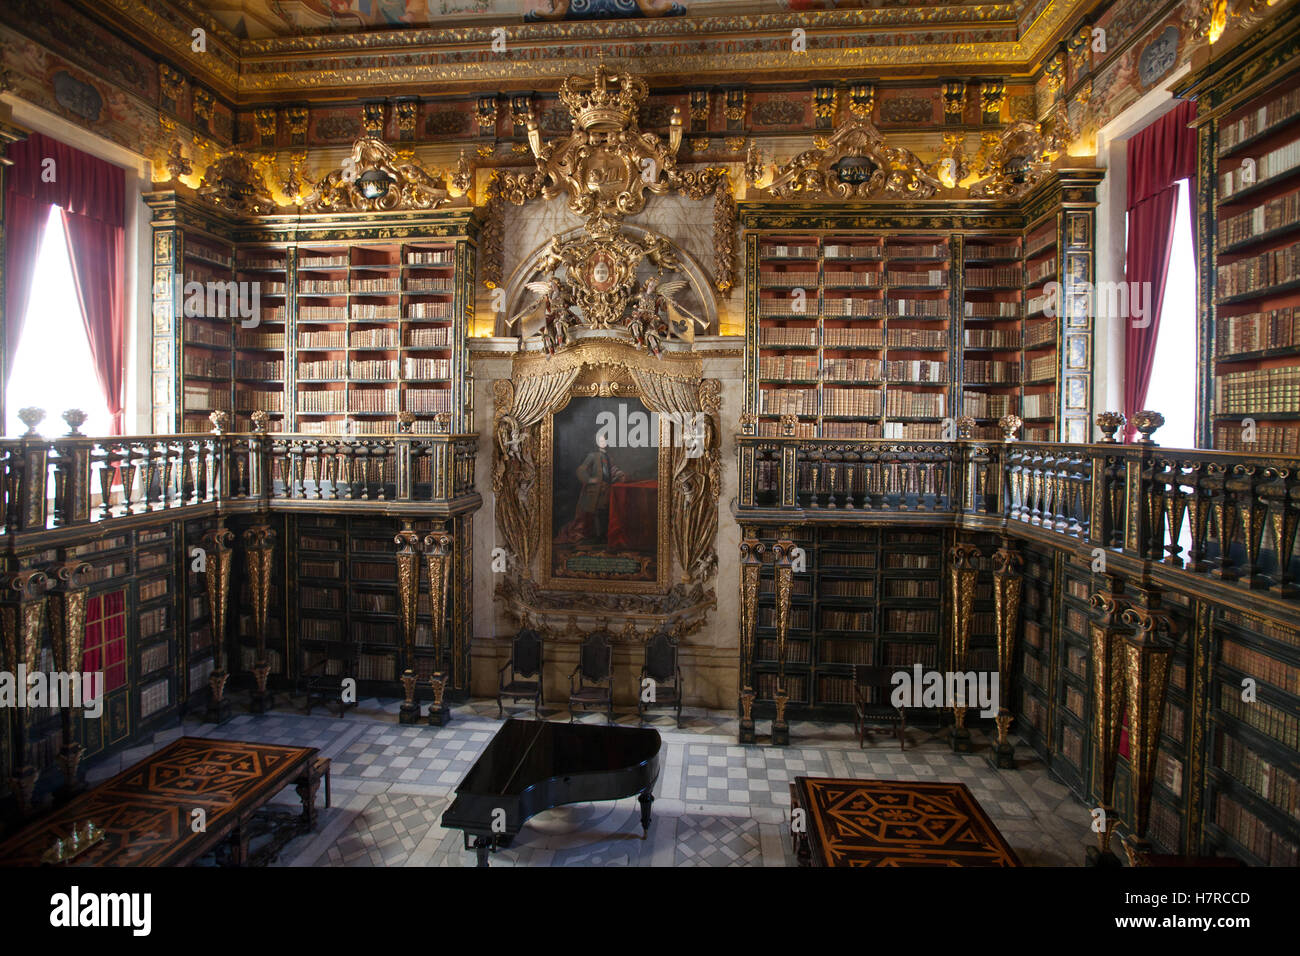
(1119, 585), (1178, 866)
(47, 554), (90, 801)
(201, 523), (235, 724)
(738, 534), (765, 745)
(424, 530), (454, 727)
(395, 521), (422, 724)
(770, 535), (795, 747)
(1, 570), (50, 815)
(1086, 573), (1126, 866)
(242, 523), (277, 714)
(948, 542), (981, 753)
(990, 539), (1023, 769)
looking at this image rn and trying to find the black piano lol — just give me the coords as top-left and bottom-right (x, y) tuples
(441, 719), (662, 866)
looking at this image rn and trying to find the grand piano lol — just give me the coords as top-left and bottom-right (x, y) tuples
(441, 719), (662, 866)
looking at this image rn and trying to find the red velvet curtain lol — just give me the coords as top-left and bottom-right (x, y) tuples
(4, 131), (126, 433)
(1123, 100), (1198, 441)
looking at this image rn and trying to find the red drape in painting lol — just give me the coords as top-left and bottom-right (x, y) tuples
(4, 131), (126, 432)
(1123, 100), (1197, 442)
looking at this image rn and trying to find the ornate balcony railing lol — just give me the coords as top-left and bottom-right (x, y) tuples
(0, 420), (481, 537)
(736, 414), (1300, 616)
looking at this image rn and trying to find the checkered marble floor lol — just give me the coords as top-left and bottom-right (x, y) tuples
(80, 693), (1096, 867)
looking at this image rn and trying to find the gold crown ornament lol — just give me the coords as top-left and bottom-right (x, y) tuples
(559, 63), (648, 131)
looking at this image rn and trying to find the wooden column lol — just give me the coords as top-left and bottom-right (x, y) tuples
(424, 529), (454, 727)
(1086, 572), (1126, 866)
(200, 523), (235, 724)
(948, 542), (981, 753)
(1, 570), (50, 815)
(738, 533), (764, 745)
(242, 523), (277, 713)
(1119, 584), (1179, 866)
(47, 555), (91, 801)
(990, 539), (1023, 769)
(395, 521), (423, 724)
(770, 535), (795, 746)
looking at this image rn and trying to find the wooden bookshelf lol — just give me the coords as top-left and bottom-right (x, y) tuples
(145, 192), (477, 436)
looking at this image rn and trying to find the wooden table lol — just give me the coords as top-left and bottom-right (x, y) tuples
(0, 737), (327, 867)
(790, 777), (1021, 867)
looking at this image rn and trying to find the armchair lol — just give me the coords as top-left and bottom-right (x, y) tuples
(853, 665), (907, 750)
(568, 631), (614, 723)
(638, 631), (683, 727)
(497, 628), (544, 718)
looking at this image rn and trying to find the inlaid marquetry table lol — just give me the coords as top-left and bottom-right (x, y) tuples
(790, 777), (1021, 867)
(0, 737), (328, 867)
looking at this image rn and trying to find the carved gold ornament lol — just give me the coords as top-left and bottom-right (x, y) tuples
(303, 136), (448, 213)
(197, 151), (278, 215)
(763, 118), (941, 200)
(968, 121), (1059, 200)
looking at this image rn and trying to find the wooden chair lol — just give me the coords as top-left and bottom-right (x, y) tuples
(568, 631), (614, 723)
(299, 639), (359, 718)
(853, 665), (906, 750)
(497, 628), (544, 718)
(638, 631), (683, 727)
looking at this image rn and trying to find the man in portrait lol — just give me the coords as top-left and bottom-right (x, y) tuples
(557, 432), (626, 545)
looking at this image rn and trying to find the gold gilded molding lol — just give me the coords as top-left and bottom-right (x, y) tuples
(991, 542), (1024, 748)
(968, 120), (1060, 199)
(423, 530), (456, 684)
(1088, 576), (1126, 856)
(302, 137), (449, 213)
(739, 537), (765, 696)
(763, 118), (942, 200)
(197, 151), (278, 215)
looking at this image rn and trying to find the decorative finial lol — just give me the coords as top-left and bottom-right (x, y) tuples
(998, 414), (1023, 442)
(62, 409), (88, 437)
(1131, 410), (1164, 445)
(250, 410), (270, 433)
(955, 415), (976, 439)
(1095, 411), (1125, 443)
(18, 407), (45, 437)
(209, 410), (230, 435)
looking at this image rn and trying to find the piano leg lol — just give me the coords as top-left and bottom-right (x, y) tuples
(473, 835), (491, 868)
(638, 788), (654, 839)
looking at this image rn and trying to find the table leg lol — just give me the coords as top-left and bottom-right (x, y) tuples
(473, 835), (491, 868)
(296, 767), (321, 830)
(638, 788), (654, 839)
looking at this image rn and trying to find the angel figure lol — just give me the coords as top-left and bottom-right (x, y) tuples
(629, 277), (706, 355)
(506, 277), (575, 354)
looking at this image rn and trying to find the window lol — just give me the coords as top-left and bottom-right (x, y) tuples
(5, 205), (112, 437)
(1143, 178), (1197, 449)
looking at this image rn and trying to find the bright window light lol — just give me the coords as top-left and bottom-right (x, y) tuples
(1144, 178), (1197, 449)
(5, 205), (112, 438)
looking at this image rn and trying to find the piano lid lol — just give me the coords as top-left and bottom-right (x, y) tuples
(454, 719), (661, 797)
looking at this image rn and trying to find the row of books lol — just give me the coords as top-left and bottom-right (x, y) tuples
(1218, 730), (1300, 820)
(1220, 609), (1300, 651)
(882, 421), (947, 439)
(235, 391), (283, 411)
(235, 360), (284, 378)
(407, 277), (454, 292)
(1216, 306), (1299, 356)
(887, 299), (950, 317)
(886, 269), (945, 286)
(1214, 365), (1300, 414)
(407, 250), (456, 265)
(1027, 354), (1057, 381)
(184, 356), (231, 378)
(297, 328), (454, 349)
(185, 321), (232, 349)
(888, 329), (947, 349)
(759, 607), (812, 629)
(820, 640), (874, 667)
(183, 385), (231, 412)
(883, 359), (947, 381)
(1025, 322), (1057, 349)
(187, 243), (233, 267)
(1025, 229), (1057, 260)
(351, 277), (401, 293)
(139, 607), (168, 639)
(760, 389), (818, 415)
(965, 243), (1021, 260)
(1219, 86), (1300, 155)
(964, 301), (1020, 318)
(884, 578), (941, 599)
(755, 673), (808, 702)
(1026, 258), (1057, 284)
(1219, 135), (1300, 198)
(1219, 683), (1299, 749)
(964, 329), (1021, 349)
(1221, 638), (1300, 696)
(351, 360), (400, 380)
(242, 256), (285, 270)
(823, 243), (883, 258)
(965, 266), (1021, 286)
(821, 610), (872, 631)
(140, 679), (171, 719)
(1022, 390), (1057, 419)
(237, 331), (286, 350)
(299, 254), (349, 269)
(406, 358), (451, 378)
(885, 390), (945, 417)
(1212, 792), (1299, 865)
(825, 328), (885, 348)
(299, 360), (348, 380)
(761, 244), (819, 259)
(822, 579), (875, 598)
(825, 358), (881, 380)
(824, 390), (885, 417)
(964, 360), (1019, 383)
(759, 356), (819, 379)
(1024, 652), (1047, 689)
(884, 609), (939, 632)
(299, 280), (348, 294)
(140, 643), (170, 676)
(1218, 186), (1300, 246)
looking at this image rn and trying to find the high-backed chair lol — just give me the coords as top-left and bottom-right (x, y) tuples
(497, 628), (544, 718)
(638, 631), (683, 727)
(568, 631), (613, 723)
(299, 639), (359, 718)
(853, 665), (906, 750)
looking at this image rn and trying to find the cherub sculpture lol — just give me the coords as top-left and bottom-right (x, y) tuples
(627, 276), (705, 356)
(506, 276), (577, 355)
